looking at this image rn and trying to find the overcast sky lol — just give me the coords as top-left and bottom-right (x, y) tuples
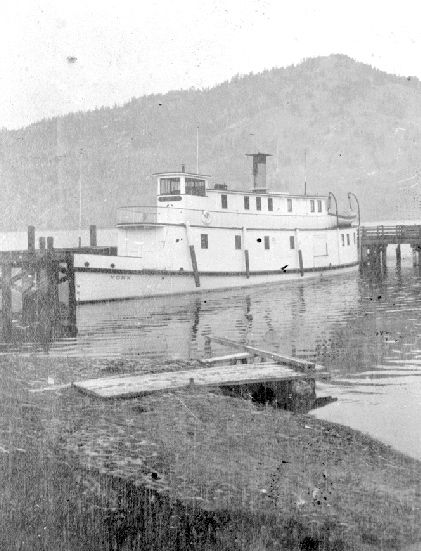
(1, 0), (421, 129)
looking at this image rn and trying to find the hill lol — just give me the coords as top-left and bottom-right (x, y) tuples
(1, 54), (421, 230)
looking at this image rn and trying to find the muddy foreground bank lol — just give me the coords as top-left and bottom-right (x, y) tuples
(0, 354), (420, 550)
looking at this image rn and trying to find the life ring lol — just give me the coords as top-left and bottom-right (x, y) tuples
(201, 210), (212, 225)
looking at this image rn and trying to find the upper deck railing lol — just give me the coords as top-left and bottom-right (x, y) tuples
(361, 225), (421, 245)
(117, 206), (158, 225)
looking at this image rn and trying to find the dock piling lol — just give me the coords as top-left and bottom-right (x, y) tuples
(89, 225), (97, 247)
(396, 244), (401, 267)
(298, 250), (304, 277)
(27, 225), (35, 254)
(1, 263), (12, 341)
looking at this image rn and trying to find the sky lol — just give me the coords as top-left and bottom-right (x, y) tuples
(1, 0), (421, 129)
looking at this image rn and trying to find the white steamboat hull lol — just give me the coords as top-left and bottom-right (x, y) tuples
(74, 260), (359, 303)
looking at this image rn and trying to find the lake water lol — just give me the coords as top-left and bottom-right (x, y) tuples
(2, 227), (421, 460)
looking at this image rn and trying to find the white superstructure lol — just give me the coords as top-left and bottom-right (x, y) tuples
(74, 154), (358, 303)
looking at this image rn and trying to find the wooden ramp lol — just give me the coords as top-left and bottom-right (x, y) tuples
(204, 335), (317, 371)
(73, 362), (308, 400)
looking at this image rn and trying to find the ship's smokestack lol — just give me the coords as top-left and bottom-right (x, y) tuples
(245, 153), (272, 192)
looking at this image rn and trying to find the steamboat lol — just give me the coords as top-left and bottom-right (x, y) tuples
(74, 153), (359, 303)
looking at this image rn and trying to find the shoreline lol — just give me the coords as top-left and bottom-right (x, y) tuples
(0, 355), (420, 549)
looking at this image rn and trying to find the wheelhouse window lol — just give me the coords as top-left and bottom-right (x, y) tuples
(256, 197), (262, 211)
(201, 234), (208, 249)
(353, 232), (356, 243)
(287, 198), (292, 212)
(289, 236), (295, 249)
(310, 199), (315, 212)
(185, 178), (206, 197)
(264, 236), (270, 249)
(268, 197), (273, 211)
(235, 235), (242, 249)
(341, 234), (345, 246)
(221, 194), (228, 209)
(346, 234), (350, 246)
(160, 177), (180, 195)
(244, 196), (250, 210)
(317, 200), (322, 212)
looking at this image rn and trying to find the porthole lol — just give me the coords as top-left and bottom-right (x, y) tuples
(111, 263), (115, 268)
(84, 262), (90, 268)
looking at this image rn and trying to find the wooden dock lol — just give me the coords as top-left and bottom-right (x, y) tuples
(73, 362), (308, 400)
(0, 224), (114, 344)
(360, 224), (421, 269)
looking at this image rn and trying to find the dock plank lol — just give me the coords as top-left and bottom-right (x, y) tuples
(73, 362), (308, 400)
(200, 352), (251, 365)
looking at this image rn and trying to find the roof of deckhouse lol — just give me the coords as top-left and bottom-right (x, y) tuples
(153, 171), (211, 178)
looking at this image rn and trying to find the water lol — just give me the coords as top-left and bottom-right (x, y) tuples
(2, 227), (421, 460)
(27, 255), (417, 460)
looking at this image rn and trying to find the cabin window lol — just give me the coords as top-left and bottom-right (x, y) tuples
(289, 236), (295, 249)
(310, 200), (315, 212)
(341, 234), (345, 246)
(317, 200), (322, 212)
(221, 194), (228, 209)
(287, 198), (292, 212)
(256, 197), (262, 211)
(235, 235), (242, 249)
(160, 177), (180, 195)
(264, 236), (270, 249)
(268, 197), (273, 211)
(353, 232), (356, 243)
(346, 234), (350, 246)
(185, 178), (206, 196)
(244, 196), (250, 210)
(201, 234), (208, 249)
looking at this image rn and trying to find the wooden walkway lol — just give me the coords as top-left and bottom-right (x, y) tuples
(361, 225), (421, 246)
(360, 224), (421, 269)
(73, 362), (308, 400)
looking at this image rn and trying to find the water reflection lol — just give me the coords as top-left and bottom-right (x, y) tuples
(4, 259), (421, 458)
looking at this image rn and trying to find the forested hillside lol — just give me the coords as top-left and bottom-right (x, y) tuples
(1, 54), (421, 230)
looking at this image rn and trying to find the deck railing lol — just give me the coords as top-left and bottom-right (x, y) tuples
(117, 206), (158, 225)
(361, 224), (421, 244)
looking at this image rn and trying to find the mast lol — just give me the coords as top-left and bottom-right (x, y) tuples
(196, 125), (199, 174)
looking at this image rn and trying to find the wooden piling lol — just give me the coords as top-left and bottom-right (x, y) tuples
(189, 246), (200, 288)
(244, 250), (250, 279)
(27, 226), (35, 253)
(185, 223), (200, 288)
(298, 250), (304, 277)
(89, 225), (97, 247)
(47, 236), (54, 250)
(66, 252), (77, 336)
(381, 245), (387, 270)
(46, 248), (60, 335)
(39, 237), (46, 251)
(396, 244), (401, 267)
(1, 263), (12, 341)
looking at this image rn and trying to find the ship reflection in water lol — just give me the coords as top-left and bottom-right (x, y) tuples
(41, 263), (421, 460)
